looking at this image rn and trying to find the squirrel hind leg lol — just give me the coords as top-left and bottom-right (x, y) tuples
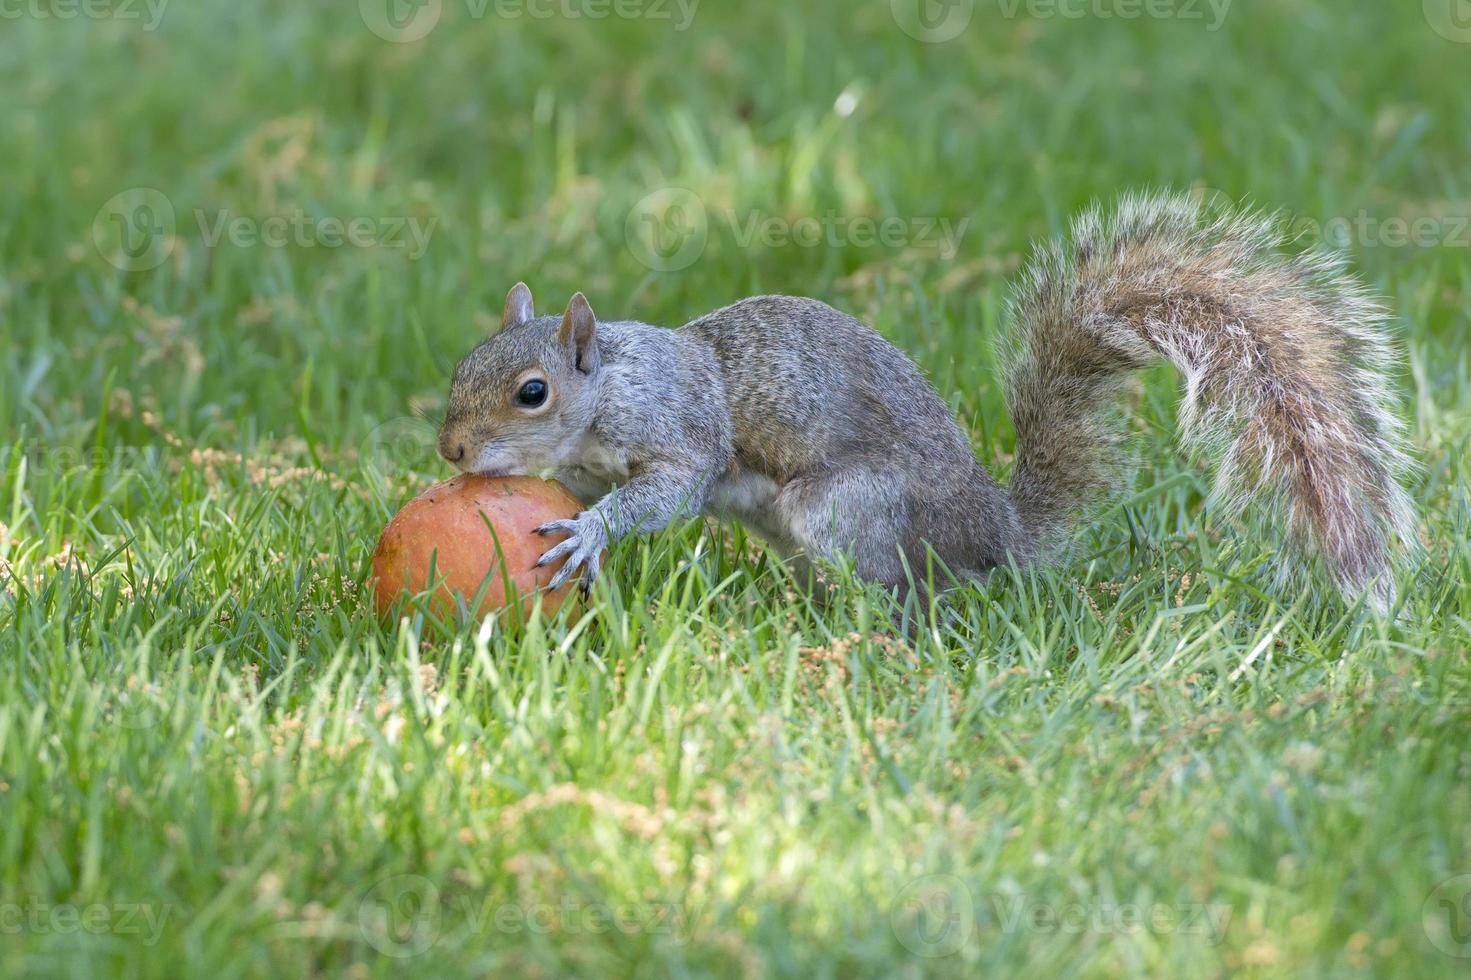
(774, 467), (910, 591)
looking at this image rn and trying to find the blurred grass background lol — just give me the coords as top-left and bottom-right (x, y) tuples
(1, 0), (1469, 976)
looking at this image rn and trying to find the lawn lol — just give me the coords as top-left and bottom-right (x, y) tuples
(2, 0), (1470, 976)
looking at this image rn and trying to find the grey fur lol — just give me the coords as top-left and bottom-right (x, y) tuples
(438, 194), (1416, 609)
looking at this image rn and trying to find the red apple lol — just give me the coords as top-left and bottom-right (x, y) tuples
(370, 475), (587, 620)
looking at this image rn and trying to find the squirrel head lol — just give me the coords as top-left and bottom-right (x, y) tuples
(437, 284), (603, 476)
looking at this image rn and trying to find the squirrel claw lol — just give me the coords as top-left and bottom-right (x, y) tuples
(535, 537), (578, 568)
(578, 553), (602, 599)
(547, 556), (582, 592)
(536, 511), (608, 594)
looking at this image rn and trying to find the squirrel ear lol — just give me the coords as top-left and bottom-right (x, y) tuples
(558, 292), (600, 375)
(499, 282), (535, 335)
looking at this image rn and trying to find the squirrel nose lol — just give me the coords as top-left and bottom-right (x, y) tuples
(439, 439), (466, 464)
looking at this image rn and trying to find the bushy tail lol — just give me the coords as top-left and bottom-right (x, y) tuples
(1003, 192), (1416, 609)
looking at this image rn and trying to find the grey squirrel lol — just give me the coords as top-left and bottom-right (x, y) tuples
(436, 193), (1416, 611)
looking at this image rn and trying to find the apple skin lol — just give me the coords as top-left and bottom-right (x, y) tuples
(370, 475), (587, 620)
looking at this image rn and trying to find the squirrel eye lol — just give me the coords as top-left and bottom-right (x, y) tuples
(515, 378), (548, 408)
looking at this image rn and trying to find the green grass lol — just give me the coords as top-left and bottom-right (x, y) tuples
(3, 1), (1470, 976)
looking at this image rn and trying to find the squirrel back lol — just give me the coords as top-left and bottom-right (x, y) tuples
(685, 296), (986, 478)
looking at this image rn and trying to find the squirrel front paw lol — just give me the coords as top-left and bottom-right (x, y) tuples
(534, 511), (609, 597)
